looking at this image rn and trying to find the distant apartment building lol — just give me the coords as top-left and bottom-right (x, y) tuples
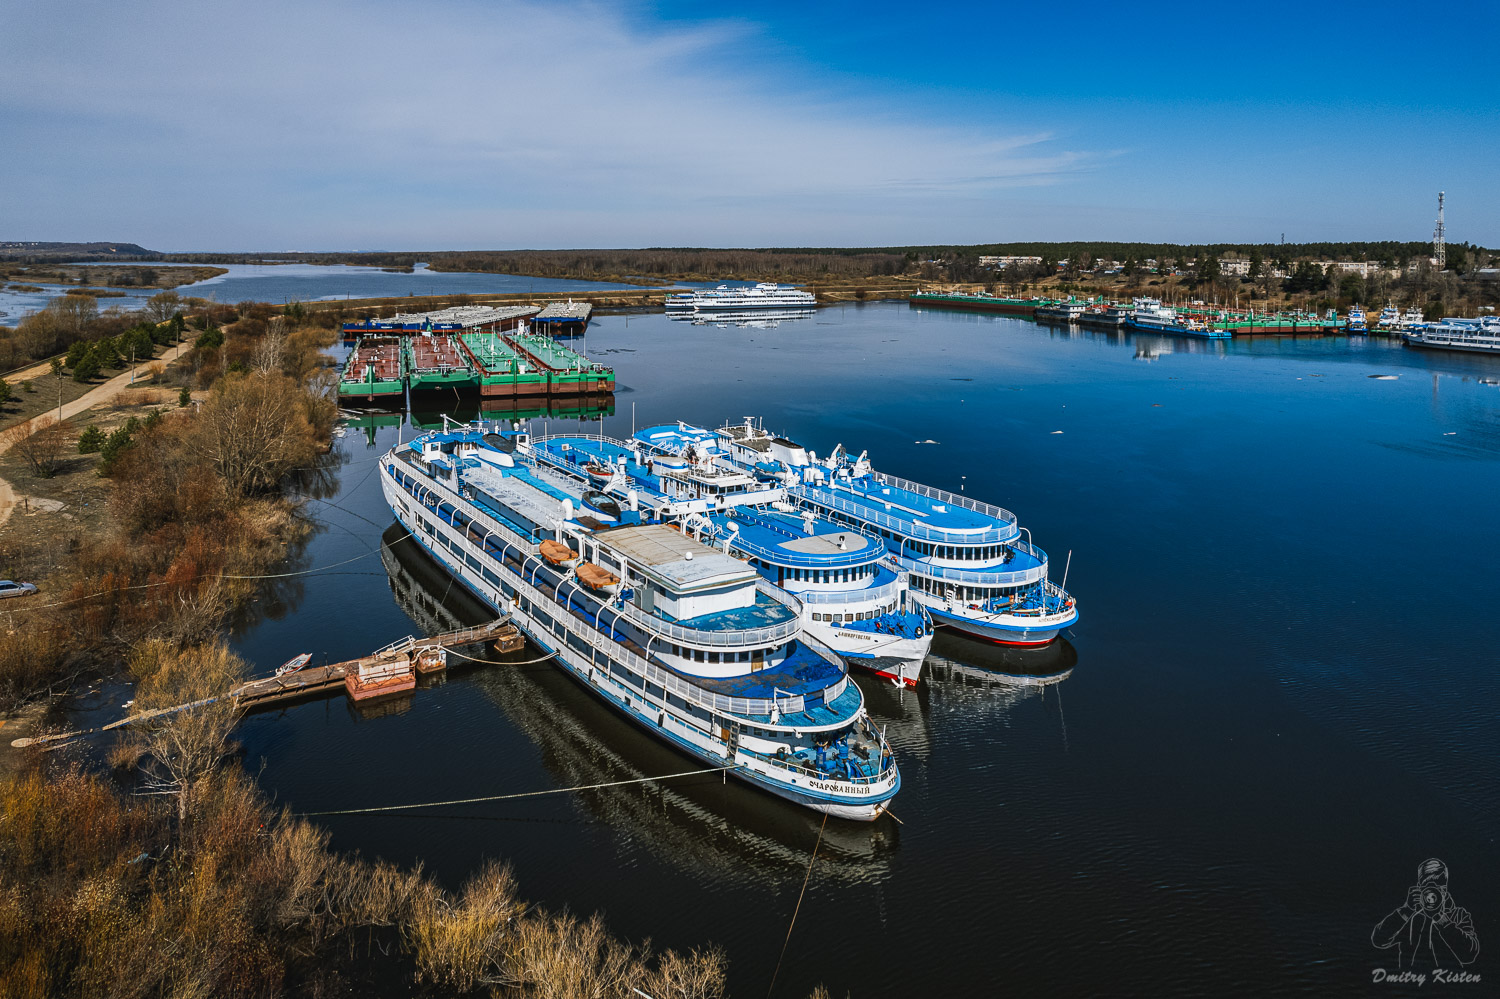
(1219, 257), (1251, 277)
(1312, 260), (1400, 279)
(978, 255), (1043, 269)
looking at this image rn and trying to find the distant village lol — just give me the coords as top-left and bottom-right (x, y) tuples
(975, 253), (1498, 282)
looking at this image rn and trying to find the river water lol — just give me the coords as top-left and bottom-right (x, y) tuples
(0, 262), (645, 325)
(228, 303), (1500, 996)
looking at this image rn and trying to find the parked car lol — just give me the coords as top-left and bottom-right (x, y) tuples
(0, 580), (38, 600)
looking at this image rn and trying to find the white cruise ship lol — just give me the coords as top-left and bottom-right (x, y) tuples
(1402, 316), (1500, 354)
(665, 282), (817, 312)
(381, 424), (899, 820)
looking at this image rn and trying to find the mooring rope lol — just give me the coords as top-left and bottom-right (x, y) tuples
(438, 644), (557, 667)
(766, 812), (828, 999)
(300, 765), (740, 817)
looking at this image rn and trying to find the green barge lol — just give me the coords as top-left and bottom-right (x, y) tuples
(909, 292), (1043, 317)
(505, 331), (615, 393)
(406, 334), (478, 394)
(338, 337), (406, 402)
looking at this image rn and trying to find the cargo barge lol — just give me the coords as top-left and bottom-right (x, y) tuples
(459, 332), (550, 398)
(909, 292), (1042, 317)
(338, 336), (406, 402)
(407, 334), (478, 394)
(506, 331), (615, 394)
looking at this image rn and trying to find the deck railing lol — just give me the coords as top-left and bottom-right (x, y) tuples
(868, 472), (1017, 526)
(895, 550), (1047, 587)
(795, 486), (1019, 544)
(612, 578), (802, 649)
(793, 576), (905, 607)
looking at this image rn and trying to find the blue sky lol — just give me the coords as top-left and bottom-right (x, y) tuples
(3, 0), (1495, 250)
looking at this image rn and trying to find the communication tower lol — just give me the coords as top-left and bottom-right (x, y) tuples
(1433, 191), (1446, 269)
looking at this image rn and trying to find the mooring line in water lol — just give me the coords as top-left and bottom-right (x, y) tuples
(439, 645), (557, 667)
(766, 812), (827, 999)
(300, 765), (741, 817)
(5, 529), (418, 620)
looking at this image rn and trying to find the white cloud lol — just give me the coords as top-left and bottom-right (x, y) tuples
(0, 0), (1090, 247)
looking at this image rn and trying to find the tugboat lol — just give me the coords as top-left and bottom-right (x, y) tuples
(1347, 305), (1368, 334)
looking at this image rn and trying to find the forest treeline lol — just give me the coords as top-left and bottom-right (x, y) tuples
(156, 239), (1492, 282)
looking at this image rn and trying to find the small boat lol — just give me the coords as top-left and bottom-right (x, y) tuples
(275, 652), (312, 677)
(539, 539), (579, 567)
(581, 489), (622, 521)
(583, 459), (614, 484)
(575, 561), (621, 596)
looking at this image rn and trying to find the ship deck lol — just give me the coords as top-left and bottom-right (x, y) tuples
(810, 476), (1007, 535)
(409, 334), (471, 373)
(343, 337), (404, 383)
(708, 508), (881, 568)
(669, 641), (847, 703)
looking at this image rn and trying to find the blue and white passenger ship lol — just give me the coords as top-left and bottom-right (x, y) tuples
(380, 424), (900, 820)
(1347, 306), (1368, 334)
(712, 420), (1079, 647)
(521, 424), (933, 686)
(631, 423), (932, 686)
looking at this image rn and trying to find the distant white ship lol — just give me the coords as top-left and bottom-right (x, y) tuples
(665, 282), (817, 312)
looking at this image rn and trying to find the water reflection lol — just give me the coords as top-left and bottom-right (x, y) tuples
(857, 632), (1076, 764)
(668, 308), (816, 329)
(377, 524), (897, 883)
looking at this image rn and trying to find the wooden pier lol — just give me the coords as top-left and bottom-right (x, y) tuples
(10, 620), (527, 749)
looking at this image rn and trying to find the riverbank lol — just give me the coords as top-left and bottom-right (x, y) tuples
(0, 300), (756, 999)
(302, 276), (922, 320)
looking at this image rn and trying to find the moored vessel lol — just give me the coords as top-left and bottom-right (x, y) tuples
(1402, 316), (1500, 354)
(665, 283), (816, 312)
(704, 419), (1078, 647)
(380, 426), (900, 820)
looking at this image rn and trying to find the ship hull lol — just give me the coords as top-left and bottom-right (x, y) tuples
(923, 601), (1077, 646)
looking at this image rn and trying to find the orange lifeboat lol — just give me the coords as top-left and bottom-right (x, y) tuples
(539, 539), (579, 567)
(575, 562), (621, 596)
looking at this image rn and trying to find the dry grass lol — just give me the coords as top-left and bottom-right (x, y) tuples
(0, 748), (732, 999)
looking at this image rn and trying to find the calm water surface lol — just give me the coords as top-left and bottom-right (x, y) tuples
(0, 262), (642, 324)
(230, 304), (1500, 996)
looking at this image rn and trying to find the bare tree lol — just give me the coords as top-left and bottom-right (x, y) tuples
(252, 319), (288, 374)
(146, 290), (182, 324)
(184, 372), (322, 495)
(2, 416), (69, 478)
(130, 640), (246, 825)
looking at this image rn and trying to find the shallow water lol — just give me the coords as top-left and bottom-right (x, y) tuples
(230, 304), (1500, 996)
(0, 261), (643, 325)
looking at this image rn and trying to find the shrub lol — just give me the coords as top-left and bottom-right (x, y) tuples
(77, 425), (105, 453)
(97, 425), (136, 476)
(72, 353), (101, 382)
(0, 378), (9, 406)
(21, 379), (33, 393)
(178, 385), (192, 407)
(194, 326), (224, 350)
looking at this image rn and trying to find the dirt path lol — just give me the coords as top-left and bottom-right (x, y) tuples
(0, 340), (188, 529)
